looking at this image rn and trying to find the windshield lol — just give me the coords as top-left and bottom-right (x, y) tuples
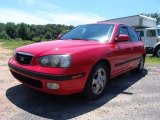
(60, 24), (114, 42)
(157, 29), (160, 36)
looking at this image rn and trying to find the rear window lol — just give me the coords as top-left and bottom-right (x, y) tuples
(147, 30), (156, 37)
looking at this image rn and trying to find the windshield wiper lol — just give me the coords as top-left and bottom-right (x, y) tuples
(70, 38), (85, 40)
(71, 38), (98, 41)
(61, 38), (97, 41)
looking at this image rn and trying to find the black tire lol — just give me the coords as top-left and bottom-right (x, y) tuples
(83, 63), (109, 100)
(135, 56), (145, 72)
(154, 46), (160, 57)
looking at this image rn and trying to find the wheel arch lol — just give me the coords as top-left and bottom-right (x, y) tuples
(154, 43), (160, 52)
(153, 43), (160, 56)
(83, 58), (111, 99)
(91, 58), (111, 79)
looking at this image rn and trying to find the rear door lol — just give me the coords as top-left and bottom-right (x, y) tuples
(127, 27), (144, 67)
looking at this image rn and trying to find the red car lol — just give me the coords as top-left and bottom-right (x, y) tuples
(8, 23), (145, 99)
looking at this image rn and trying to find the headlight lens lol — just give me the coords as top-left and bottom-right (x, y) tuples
(39, 55), (71, 68)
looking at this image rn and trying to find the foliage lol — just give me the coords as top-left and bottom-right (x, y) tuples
(0, 22), (74, 41)
(5, 22), (17, 39)
(32, 37), (41, 42)
(17, 23), (29, 40)
(0, 31), (10, 39)
(141, 12), (160, 25)
(15, 38), (22, 41)
(44, 31), (52, 39)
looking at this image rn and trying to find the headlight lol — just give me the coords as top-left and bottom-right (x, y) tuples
(39, 55), (71, 68)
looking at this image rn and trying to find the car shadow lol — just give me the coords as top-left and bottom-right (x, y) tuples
(6, 69), (148, 120)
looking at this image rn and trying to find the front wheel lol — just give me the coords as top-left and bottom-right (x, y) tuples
(83, 63), (109, 100)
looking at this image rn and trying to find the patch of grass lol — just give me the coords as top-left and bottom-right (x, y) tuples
(0, 40), (35, 50)
(145, 56), (160, 64)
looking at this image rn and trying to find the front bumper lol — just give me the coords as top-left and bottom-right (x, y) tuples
(8, 63), (87, 95)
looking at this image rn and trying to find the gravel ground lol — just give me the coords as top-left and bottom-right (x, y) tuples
(0, 46), (160, 120)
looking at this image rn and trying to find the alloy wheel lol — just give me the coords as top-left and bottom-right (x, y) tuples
(92, 68), (107, 95)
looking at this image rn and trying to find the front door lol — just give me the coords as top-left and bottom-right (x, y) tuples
(111, 25), (134, 77)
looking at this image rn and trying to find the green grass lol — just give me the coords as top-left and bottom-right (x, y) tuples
(0, 39), (34, 50)
(145, 56), (160, 64)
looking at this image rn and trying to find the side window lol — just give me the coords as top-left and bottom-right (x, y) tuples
(147, 30), (156, 37)
(128, 27), (139, 42)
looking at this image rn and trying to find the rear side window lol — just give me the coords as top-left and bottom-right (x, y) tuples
(137, 31), (144, 37)
(128, 27), (139, 42)
(147, 30), (156, 37)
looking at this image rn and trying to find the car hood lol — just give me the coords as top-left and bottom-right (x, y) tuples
(16, 40), (101, 56)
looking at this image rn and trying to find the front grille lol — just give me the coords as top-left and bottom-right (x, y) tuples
(16, 52), (33, 65)
(11, 71), (43, 88)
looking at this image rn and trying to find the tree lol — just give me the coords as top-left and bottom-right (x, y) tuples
(44, 31), (52, 39)
(17, 23), (29, 40)
(5, 22), (17, 39)
(0, 31), (10, 39)
(141, 12), (160, 25)
(0, 22), (74, 40)
(28, 31), (36, 40)
(0, 23), (5, 33)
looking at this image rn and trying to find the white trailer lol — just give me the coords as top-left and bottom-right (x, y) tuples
(100, 15), (160, 57)
(101, 15), (157, 28)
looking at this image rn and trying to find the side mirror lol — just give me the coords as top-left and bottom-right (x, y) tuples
(57, 34), (63, 39)
(116, 34), (129, 42)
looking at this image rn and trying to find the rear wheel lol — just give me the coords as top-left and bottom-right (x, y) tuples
(154, 46), (160, 57)
(136, 56), (145, 72)
(83, 63), (109, 100)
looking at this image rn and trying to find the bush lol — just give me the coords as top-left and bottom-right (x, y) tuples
(15, 38), (22, 41)
(0, 31), (10, 39)
(32, 37), (41, 42)
(0, 39), (4, 42)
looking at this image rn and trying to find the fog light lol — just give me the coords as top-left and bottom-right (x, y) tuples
(47, 83), (59, 89)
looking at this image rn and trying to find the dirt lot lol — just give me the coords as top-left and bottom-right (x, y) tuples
(0, 46), (160, 120)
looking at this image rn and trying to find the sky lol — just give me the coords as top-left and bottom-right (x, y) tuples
(0, 0), (160, 26)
